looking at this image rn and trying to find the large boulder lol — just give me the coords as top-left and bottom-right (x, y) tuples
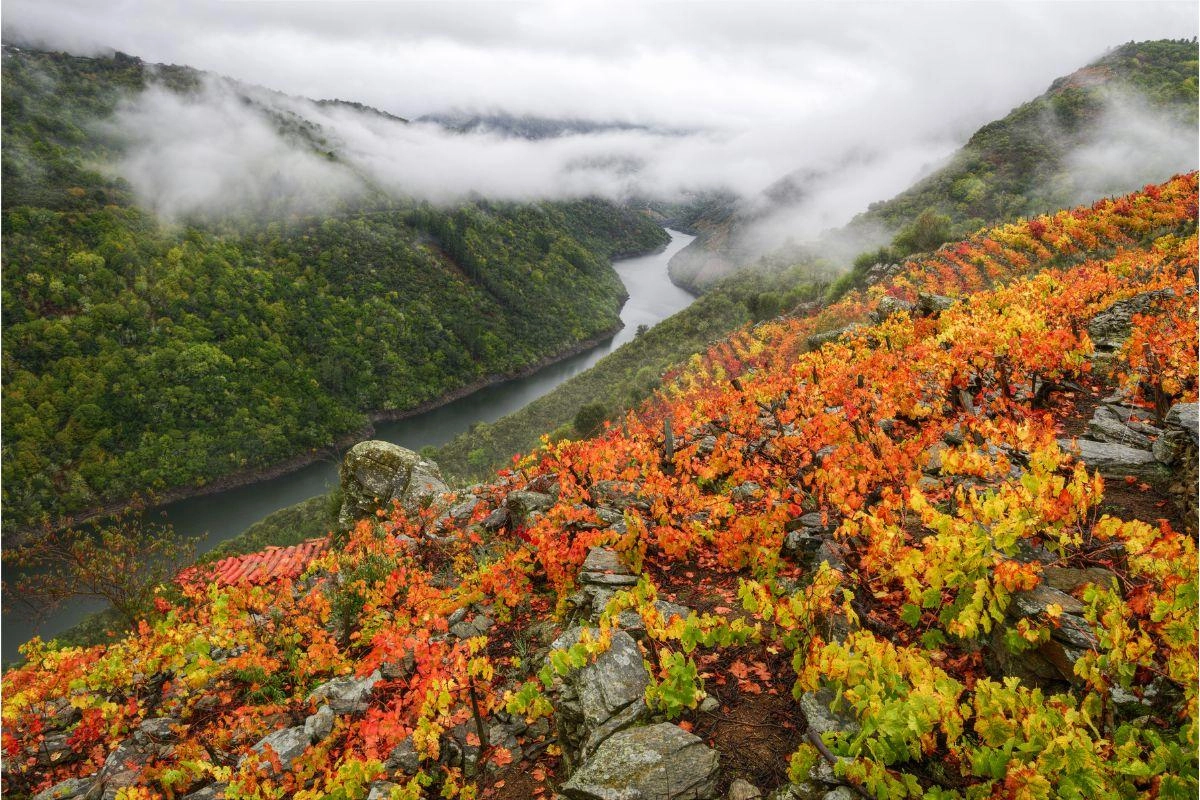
(1057, 439), (1168, 481)
(548, 627), (651, 763)
(559, 723), (720, 800)
(307, 670), (382, 714)
(337, 441), (448, 530)
(240, 726), (310, 772)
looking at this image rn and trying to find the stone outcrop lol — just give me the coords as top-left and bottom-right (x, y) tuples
(548, 626), (650, 765)
(240, 725), (310, 772)
(985, 583), (1098, 686)
(337, 441), (448, 530)
(307, 670), (382, 714)
(570, 547), (640, 621)
(1087, 288), (1175, 351)
(559, 723), (720, 800)
(1056, 438), (1166, 480)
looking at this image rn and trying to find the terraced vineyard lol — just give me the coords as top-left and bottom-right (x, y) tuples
(4, 174), (1197, 799)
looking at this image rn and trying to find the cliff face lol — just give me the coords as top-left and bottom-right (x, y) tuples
(4, 174), (1196, 800)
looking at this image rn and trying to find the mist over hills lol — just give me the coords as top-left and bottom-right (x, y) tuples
(667, 39), (1200, 291)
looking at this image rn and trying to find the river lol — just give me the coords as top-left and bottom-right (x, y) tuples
(2, 229), (697, 663)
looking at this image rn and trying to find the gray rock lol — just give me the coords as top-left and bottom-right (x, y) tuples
(447, 497), (480, 522)
(182, 786), (226, 800)
(697, 435), (718, 456)
(1057, 438), (1168, 480)
(506, 490), (554, 521)
(1011, 583), (1085, 617)
(1153, 429), (1189, 465)
(821, 789), (857, 800)
(559, 723), (720, 800)
(765, 785), (826, 800)
(731, 481), (763, 502)
(337, 441), (448, 529)
(480, 506), (509, 531)
(385, 736), (421, 775)
(304, 704), (334, 743)
(617, 601), (691, 640)
(871, 294), (914, 322)
(307, 670), (382, 714)
(922, 442), (948, 474)
(1042, 567), (1119, 595)
(806, 325), (860, 351)
(591, 481), (646, 510)
(241, 726), (310, 772)
(916, 292), (955, 317)
(729, 778), (763, 800)
(34, 778), (93, 800)
(1088, 289), (1175, 351)
(583, 547), (627, 575)
(1166, 402), (1199, 445)
(783, 529), (825, 562)
(800, 688), (859, 737)
(580, 547), (639, 588)
(548, 627), (651, 761)
(699, 695), (720, 713)
(1088, 407), (1152, 450)
(582, 572), (640, 587)
(36, 732), (77, 767)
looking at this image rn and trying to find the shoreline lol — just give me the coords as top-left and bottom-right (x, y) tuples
(11, 321), (625, 540)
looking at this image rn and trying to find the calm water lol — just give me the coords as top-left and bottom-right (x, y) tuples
(2, 230), (697, 662)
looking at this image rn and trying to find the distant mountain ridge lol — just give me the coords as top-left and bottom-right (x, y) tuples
(416, 110), (692, 140)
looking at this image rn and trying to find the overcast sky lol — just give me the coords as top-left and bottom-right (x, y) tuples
(5, 1), (1196, 128)
(4, 2), (1196, 234)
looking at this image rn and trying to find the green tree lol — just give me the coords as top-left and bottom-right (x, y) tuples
(573, 402), (609, 438)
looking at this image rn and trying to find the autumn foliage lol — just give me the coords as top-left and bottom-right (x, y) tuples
(4, 174), (1198, 798)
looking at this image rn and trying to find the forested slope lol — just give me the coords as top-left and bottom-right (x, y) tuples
(1, 46), (668, 531)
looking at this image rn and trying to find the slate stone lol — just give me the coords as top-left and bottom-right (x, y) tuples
(304, 705), (334, 743)
(1088, 289), (1175, 351)
(548, 627), (651, 760)
(1166, 402), (1199, 445)
(506, 490), (554, 520)
(559, 723), (719, 800)
(799, 688), (860, 737)
(241, 726), (310, 772)
(1057, 438), (1168, 480)
(307, 670), (382, 714)
(33, 778), (93, 800)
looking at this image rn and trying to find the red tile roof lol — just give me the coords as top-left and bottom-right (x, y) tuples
(178, 537), (330, 589)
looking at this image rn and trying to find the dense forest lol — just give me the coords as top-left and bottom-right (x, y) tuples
(1, 47), (669, 533)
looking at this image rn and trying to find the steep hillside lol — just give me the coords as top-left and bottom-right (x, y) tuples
(4, 174), (1195, 799)
(0, 46), (669, 532)
(669, 39), (1198, 291)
